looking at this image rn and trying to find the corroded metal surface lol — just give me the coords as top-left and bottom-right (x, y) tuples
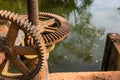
(27, 0), (39, 25)
(39, 12), (70, 46)
(24, 12), (70, 46)
(0, 10), (47, 80)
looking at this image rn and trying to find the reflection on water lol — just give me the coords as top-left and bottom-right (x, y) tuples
(47, 0), (105, 72)
(0, 0), (120, 72)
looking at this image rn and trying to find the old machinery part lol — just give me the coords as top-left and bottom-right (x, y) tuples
(24, 12), (70, 46)
(27, 0), (39, 25)
(0, 10), (47, 80)
(26, 0), (70, 46)
(39, 12), (70, 46)
(25, 0), (70, 80)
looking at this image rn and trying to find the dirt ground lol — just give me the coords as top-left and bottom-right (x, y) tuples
(49, 71), (120, 80)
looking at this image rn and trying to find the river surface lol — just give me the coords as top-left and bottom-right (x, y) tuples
(0, 0), (120, 72)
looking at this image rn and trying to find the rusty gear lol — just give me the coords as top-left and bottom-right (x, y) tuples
(39, 12), (70, 46)
(23, 12), (70, 46)
(0, 10), (46, 80)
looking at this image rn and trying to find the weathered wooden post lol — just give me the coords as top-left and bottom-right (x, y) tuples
(102, 33), (120, 71)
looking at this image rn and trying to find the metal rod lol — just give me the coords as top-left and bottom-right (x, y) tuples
(27, 1), (49, 80)
(27, 0), (39, 25)
(13, 46), (37, 55)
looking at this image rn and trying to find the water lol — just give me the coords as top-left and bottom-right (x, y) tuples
(0, 0), (120, 72)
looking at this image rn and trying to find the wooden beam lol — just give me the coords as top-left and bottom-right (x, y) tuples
(102, 33), (120, 71)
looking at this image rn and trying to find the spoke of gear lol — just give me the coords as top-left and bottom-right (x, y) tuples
(0, 10), (47, 80)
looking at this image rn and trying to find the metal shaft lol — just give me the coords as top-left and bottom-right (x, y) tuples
(27, 1), (49, 80)
(27, 0), (39, 25)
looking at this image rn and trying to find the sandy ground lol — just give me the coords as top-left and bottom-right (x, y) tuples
(49, 71), (120, 80)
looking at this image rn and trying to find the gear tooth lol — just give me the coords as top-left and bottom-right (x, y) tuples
(0, 10), (4, 14)
(13, 13), (19, 21)
(51, 33), (59, 40)
(48, 33), (55, 41)
(54, 33), (61, 39)
(16, 15), (22, 22)
(23, 22), (29, 29)
(17, 15), (24, 23)
(39, 47), (46, 52)
(1, 10), (7, 17)
(57, 32), (63, 38)
(41, 63), (44, 68)
(28, 22), (32, 27)
(30, 25), (35, 30)
(23, 19), (29, 26)
(20, 17), (27, 26)
(41, 53), (45, 58)
(9, 12), (15, 19)
(5, 11), (11, 18)
(42, 60), (45, 64)
(60, 29), (67, 34)
(27, 25), (35, 31)
(42, 35), (48, 44)
(46, 34), (53, 43)
(24, 22), (32, 29)
(58, 29), (67, 36)
(54, 32), (62, 38)
(58, 28), (67, 34)
(39, 44), (46, 51)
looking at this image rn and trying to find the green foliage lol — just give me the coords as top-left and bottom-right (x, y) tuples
(0, 0), (27, 13)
